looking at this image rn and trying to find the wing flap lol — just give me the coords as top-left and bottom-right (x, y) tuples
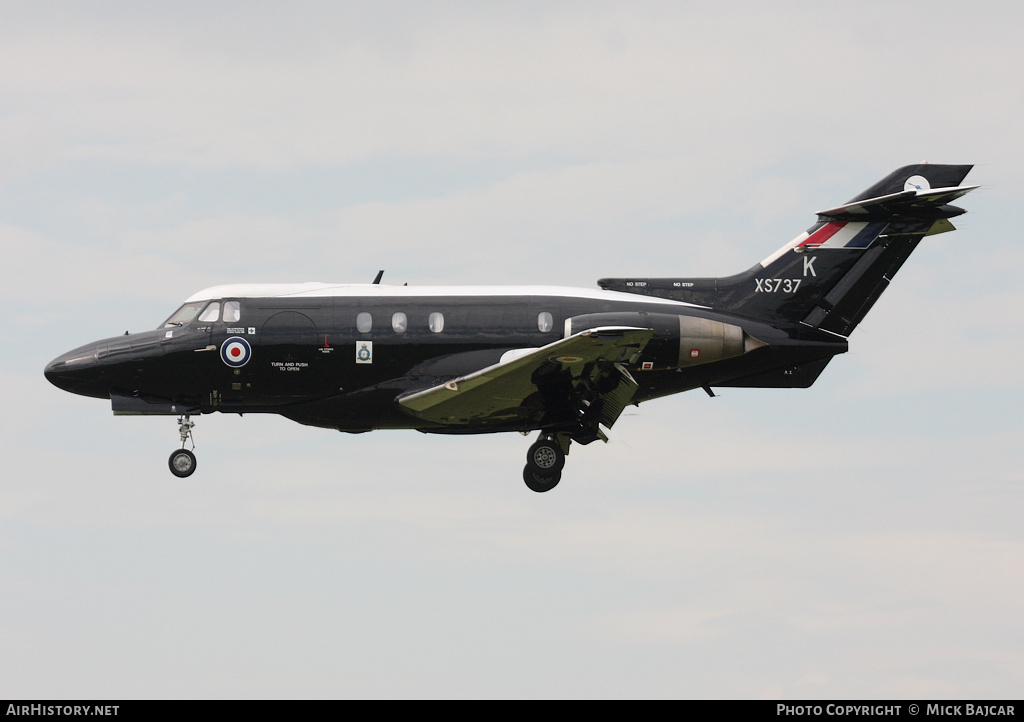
(398, 327), (653, 427)
(596, 363), (640, 428)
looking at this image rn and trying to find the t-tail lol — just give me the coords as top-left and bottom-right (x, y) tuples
(599, 163), (977, 337)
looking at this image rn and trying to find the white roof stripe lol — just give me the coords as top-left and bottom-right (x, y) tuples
(184, 283), (707, 308)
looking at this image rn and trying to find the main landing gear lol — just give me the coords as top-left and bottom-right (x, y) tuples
(168, 414), (197, 478)
(523, 434), (568, 492)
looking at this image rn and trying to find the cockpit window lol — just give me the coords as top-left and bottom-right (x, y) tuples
(223, 301), (241, 323)
(198, 302), (220, 323)
(163, 302), (206, 328)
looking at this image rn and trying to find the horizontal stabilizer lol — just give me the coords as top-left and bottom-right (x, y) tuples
(817, 185), (978, 221)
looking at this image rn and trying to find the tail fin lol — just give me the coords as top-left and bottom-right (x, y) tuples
(599, 164), (976, 337)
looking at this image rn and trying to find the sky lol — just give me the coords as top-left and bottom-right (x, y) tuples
(2, 0), (1023, 699)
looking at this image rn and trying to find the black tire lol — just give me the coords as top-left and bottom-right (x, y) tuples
(523, 466), (561, 493)
(168, 448), (197, 478)
(526, 439), (565, 474)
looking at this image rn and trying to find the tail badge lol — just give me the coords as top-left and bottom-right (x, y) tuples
(904, 175), (931, 192)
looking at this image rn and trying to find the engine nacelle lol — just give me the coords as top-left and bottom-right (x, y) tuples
(565, 312), (765, 370)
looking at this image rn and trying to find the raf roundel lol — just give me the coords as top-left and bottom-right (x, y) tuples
(220, 337), (252, 368)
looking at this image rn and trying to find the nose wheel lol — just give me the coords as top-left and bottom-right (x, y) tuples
(168, 415), (197, 478)
(523, 434), (568, 492)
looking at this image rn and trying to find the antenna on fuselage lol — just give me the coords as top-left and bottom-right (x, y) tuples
(372, 270), (384, 284)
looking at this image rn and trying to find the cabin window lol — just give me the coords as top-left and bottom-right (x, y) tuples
(356, 312), (373, 333)
(198, 302), (220, 323)
(392, 312), (407, 333)
(537, 311), (553, 333)
(223, 301), (241, 323)
(428, 312), (444, 333)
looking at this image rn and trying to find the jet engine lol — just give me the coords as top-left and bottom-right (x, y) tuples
(565, 312), (766, 370)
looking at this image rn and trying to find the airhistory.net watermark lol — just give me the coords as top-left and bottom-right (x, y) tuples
(6, 706), (119, 716)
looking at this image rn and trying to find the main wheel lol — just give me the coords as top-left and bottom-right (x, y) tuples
(523, 467), (561, 493)
(526, 439), (565, 474)
(168, 448), (197, 478)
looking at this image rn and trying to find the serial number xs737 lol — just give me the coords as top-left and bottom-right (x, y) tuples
(754, 278), (801, 293)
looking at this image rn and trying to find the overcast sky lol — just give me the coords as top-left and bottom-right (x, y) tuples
(2, 1), (1022, 699)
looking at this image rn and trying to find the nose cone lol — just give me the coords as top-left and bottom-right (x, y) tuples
(44, 343), (110, 399)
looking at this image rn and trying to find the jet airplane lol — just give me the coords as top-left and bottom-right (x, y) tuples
(45, 164), (977, 491)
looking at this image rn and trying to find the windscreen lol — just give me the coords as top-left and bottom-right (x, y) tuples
(162, 302), (207, 328)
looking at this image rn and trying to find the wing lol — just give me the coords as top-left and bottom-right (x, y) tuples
(397, 327), (654, 435)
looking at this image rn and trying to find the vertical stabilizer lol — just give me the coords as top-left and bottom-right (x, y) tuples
(598, 164), (976, 336)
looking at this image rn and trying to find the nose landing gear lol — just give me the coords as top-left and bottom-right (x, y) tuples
(523, 433), (569, 492)
(168, 415), (197, 478)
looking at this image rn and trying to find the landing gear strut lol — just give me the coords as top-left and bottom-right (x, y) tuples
(168, 414), (197, 478)
(522, 433), (569, 492)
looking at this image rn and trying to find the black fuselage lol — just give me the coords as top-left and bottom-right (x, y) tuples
(44, 286), (846, 434)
